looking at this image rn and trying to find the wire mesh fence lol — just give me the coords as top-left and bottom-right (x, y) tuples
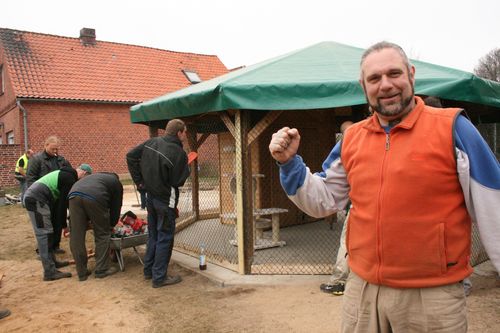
(477, 123), (499, 157)
(172, 111), (498, 274)
(172, 110), (346, 274)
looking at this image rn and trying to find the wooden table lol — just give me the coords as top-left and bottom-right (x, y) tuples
(222, 208), (288, 250)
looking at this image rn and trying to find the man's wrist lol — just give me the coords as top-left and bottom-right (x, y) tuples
(277, 155), (299, 170)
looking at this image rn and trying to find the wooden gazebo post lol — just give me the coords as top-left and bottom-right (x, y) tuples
(220, 109), (284, 274)
(234, 110), (255, 274)
(221, 110), (255, 273)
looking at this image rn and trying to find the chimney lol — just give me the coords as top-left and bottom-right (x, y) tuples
(79, 28), (96, 46)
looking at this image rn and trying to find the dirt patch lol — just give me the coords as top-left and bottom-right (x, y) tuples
(0, 203), (499, 332)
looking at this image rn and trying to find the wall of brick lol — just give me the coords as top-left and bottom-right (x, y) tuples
(22, 101), (151, 175)
(1, 100), (220, 189)
(0, 49), (23, 146)
(0, 144), (22, 188)
(0, 50), (18, 111)
(0, 105), (22, 145)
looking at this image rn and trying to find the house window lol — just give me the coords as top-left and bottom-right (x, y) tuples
(182, 69), (201, 84)
(0, 64), (4, 95)
(7, 131), (14, 144)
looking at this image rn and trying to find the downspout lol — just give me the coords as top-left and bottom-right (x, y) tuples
(17, 101), (29, 151)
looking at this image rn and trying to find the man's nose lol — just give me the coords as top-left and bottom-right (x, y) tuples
(379, 76), (393, 90)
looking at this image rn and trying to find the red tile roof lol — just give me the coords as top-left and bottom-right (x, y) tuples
(0, 28), (228, 103)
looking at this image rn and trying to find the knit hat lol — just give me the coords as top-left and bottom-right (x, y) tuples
(78, 163), (93, 174)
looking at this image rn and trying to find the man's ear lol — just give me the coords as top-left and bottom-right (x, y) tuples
(409, 65), (416, 83)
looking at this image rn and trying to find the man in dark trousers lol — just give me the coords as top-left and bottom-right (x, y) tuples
(68, 172), (123, 281)
(27, 135), (72, 254)
(126, 119), (190, 288)
(24, 165), (91, 281)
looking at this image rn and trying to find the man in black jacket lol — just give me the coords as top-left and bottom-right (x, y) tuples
(126, 119), (190, 288)
(26, 135), (72, 254)
(26, 136), (72, 187)
(68, 172), (123, 281)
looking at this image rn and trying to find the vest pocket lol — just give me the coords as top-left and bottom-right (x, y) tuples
(380, 219), (448, 280)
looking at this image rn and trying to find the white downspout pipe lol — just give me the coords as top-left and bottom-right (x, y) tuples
(17, 101), (29, 151)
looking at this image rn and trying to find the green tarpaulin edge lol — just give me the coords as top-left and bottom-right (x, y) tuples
(130, 41), (500, 123)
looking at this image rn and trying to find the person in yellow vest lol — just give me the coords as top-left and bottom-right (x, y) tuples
(15, 149), (34, 205)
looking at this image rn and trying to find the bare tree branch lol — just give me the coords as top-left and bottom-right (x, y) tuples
(474, 48), (500, 82)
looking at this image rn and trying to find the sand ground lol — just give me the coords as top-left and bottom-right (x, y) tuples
(0, 187), (499, 333)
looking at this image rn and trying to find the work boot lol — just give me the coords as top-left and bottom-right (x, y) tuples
(0, 308), (11, 320)
(78, 269), (92, 282)
(144, 269), (152, 280)
(320, 282), (345, 295)
(95, 266), (118, 279)
(152, 275), (182, 288)
(54, 260), (70, 268)
(43, 270), (72, 281)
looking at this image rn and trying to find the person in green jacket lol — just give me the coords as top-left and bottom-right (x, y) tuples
(24, 164), (92, 281)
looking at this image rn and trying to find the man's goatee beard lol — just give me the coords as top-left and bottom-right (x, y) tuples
(372, 94), (413, 117)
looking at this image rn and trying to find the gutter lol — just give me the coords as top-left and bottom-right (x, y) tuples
(17, 101), (28, 151)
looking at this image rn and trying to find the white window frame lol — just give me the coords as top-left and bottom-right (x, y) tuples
(7, 131), (14, 144)
(182, 69), (201, 84)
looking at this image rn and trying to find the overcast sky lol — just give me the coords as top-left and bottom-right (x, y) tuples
(2, 0), (499, 72)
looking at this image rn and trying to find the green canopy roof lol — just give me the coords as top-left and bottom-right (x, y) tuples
(130, 41), (500, 123)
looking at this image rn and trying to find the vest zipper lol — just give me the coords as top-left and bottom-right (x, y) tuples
(377, 132), (390, 283)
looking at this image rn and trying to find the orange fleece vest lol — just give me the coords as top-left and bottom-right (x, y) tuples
(341, 97), (472, 288)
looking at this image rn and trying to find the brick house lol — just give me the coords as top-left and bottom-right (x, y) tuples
(0, 28), (228, 188)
